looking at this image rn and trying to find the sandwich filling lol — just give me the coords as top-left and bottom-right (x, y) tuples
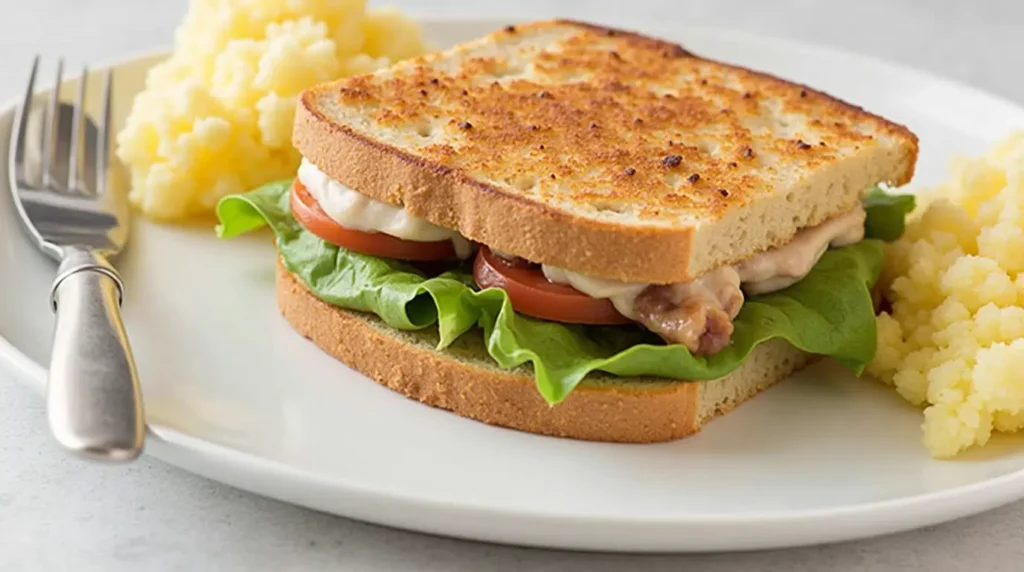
(297, 159), (474, 258)
(297, 159), (867, 355)
(215, 174), (913, 405)
(514, 206), (864, 354)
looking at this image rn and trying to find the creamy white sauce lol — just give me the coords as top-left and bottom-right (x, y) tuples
(735, 206), (866, 294)
(542, 266), (648, 318)
(296, 159), (474, 259)
(295, 157), (866, 313)
(542, 205), (866, 316)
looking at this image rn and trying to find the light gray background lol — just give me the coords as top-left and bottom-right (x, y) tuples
(2, 1), (1024, 570)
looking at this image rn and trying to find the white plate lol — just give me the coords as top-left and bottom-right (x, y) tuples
(4, 18), (1024, 553)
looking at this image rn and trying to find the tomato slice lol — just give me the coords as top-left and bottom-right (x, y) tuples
(290, 181), (458, 261)
(473, 247), (632, 325)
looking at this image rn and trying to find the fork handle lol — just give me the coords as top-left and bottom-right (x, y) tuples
(47, 247), (145, 461)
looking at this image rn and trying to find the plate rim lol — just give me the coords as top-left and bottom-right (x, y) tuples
(3, 16), (1024, 552)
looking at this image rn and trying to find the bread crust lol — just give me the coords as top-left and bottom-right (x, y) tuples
(276, 260), (810, 442)
(293, 19), (918, 284)
(293, 106), (701, 285)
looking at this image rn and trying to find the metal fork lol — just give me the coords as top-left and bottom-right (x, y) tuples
(8, 57), (145, 462)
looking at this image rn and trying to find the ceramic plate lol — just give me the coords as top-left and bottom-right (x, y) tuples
(4, 19), (1024, 553)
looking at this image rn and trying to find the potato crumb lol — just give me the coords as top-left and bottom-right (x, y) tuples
(116, 0), (429, 221)
(868, 131), (1024, 457)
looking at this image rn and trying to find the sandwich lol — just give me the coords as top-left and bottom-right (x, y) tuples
(215, 20), (919, 442)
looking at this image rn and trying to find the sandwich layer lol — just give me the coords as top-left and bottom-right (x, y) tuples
(294, 159), (869, 353)
(277, 259), (815, 442)
(293, 19), (918, 284)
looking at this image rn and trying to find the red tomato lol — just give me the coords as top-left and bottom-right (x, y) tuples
(290, 181), (458, 261)
(473, 247), (631, 325)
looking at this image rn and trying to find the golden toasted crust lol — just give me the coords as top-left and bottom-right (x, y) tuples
(276, 259), (813, 442)
(294, 19), (918, 283)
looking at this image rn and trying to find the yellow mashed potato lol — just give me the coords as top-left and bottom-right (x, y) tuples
(115, 0), (429, 221)
(869, 131), (1024, 458)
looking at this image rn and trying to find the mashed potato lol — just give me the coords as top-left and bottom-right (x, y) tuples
(116, 1), (429, 221)
(869, 131), (1024, 458)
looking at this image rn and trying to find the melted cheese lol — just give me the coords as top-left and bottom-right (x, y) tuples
(296, 159), (474, 258)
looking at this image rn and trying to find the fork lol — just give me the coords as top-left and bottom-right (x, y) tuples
(8, 57), (145, 462)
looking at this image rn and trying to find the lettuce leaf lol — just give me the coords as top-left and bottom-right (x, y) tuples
(216, 180), (912, 404)
(216, 181), (478, 347)
(863, 186), (916, 242)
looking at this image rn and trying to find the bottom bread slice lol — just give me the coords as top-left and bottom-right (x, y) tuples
(276, 260), (814, 443)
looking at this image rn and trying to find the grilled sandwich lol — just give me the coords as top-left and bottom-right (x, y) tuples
(217, 19), (919, 442)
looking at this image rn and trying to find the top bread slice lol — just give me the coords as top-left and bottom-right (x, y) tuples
(293, 19), (918, 284)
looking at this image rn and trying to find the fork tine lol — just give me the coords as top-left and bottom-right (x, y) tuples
(67, 66), (88, 193)
(96, 69), (112, 194)
(10, 56), (40, 188)
(40, 58), (64, 189)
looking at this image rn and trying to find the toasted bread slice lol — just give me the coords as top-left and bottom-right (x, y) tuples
(294, 19), (918, 284)
(277, 260), (814, 442)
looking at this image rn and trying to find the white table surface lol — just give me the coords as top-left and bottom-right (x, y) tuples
(2, 1), (1024, 570)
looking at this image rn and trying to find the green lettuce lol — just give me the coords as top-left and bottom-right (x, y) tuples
(863, 186), (916, 242)
(216, 181), (914, 404)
